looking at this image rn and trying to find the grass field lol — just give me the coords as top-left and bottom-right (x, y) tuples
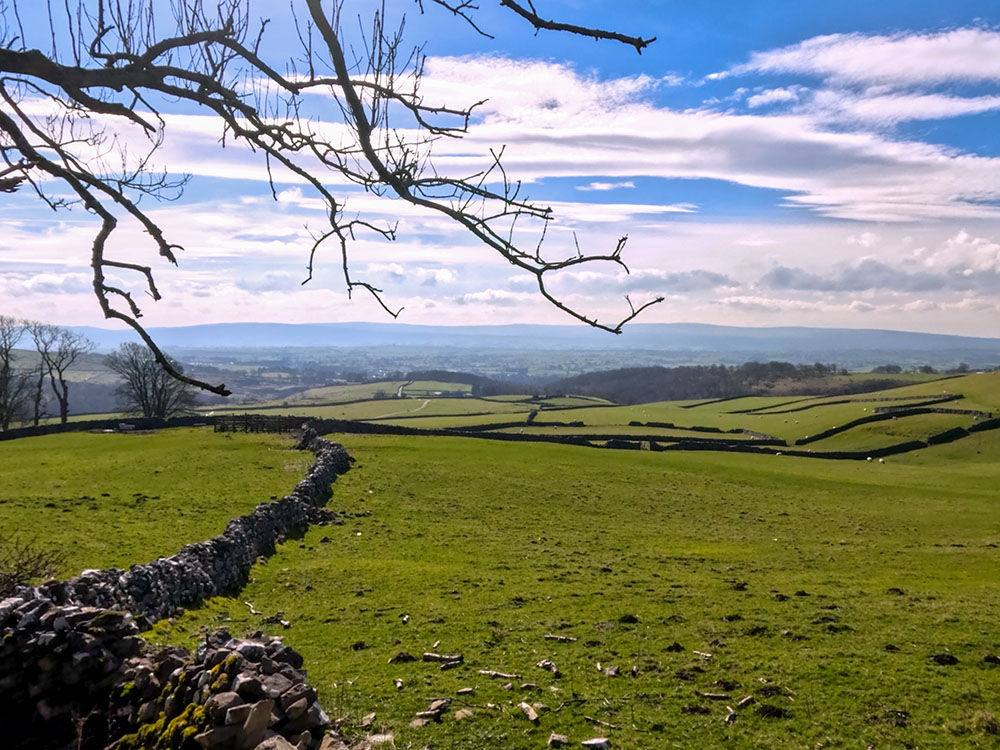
(206, 381), (409, 410)
(135, 430), (1000, 750)
(204, 373), (999, 453)
(400, 380), (473, 397)
(0, 428), (311, 575)
(6, 374), (1000, 748)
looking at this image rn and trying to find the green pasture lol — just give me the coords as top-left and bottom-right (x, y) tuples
(489, 424), (756, 440)
(198, 372), (999, 453)
(400, 380), (473, 397)
(478, 395), (616, 406)
(804, 412), (979, 451)
(0, 428), (310, 576)
(372, 412), (531, 430)
(145, 432), (1000, 749)
(7, 370), (1000, 748)
(837, 372), (998, 413)
(290, 381), (408, 403)
(207, 381), (408, 410)
(747, 394), (950, 415)
(360, 398), (532, 420)
(209, 400), (430, 421)
(537, 395), (617, 407)
(836, 372), (944, 383)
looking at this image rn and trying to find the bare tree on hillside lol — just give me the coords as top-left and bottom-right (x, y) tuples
(105, 342), (196, 418)
(29, 324), (95, 425)
(0, 1), (661, 396)
(0, 316), (30, 431)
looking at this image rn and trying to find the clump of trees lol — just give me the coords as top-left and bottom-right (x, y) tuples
(0, 316), (94, 430)
(105, 343), (196, 418)
(0, 316), (199, 428)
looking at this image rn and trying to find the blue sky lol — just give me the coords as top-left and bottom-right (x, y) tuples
(3, 0), (1000, 336)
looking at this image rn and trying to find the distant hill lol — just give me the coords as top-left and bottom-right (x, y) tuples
(69, 321), (1000, 359)
(545, 363), (939, 405)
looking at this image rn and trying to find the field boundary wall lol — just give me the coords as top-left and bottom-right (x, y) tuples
(0, 427), (352, 750)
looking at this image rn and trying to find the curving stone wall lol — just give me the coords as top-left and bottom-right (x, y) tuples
(31, 431), (350, 623)
(0, 428), (352, 750)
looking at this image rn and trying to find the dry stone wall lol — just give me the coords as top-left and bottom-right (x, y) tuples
(32, 431), (350, 622)
(0, 428), (352, 750)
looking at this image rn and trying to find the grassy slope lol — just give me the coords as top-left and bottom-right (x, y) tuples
(489, 425), (757, 440)
(842, 372), (999, 413)
(805, 413), (977, 451)
(0, 428), (310, 576)
(401, 381), (473, 397)
(149, 432), (1000, 749)
(200, 373), (998, 451)
(206, 382), (410, 410)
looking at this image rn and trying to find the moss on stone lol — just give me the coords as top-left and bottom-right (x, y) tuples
(116, 680), (137, 702)
(117, 702), (209, 750)
(222, 653), (240, 673)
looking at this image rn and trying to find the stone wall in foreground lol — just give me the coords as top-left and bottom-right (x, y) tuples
(0, 429), (352, 750)
(33, 432), (350, 623)
(0, 596), (345, 750)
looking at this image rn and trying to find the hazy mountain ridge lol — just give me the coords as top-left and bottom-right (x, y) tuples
(69, 321), (1000, 355)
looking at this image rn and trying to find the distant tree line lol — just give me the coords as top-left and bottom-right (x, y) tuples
(871, 363), (972, 375)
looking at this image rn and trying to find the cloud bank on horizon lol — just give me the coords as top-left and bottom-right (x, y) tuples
(3, 1), (1000, 337)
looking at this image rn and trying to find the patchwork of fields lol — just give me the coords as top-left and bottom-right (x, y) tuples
(3, 373), (999, 748)
(210, 373), (1000, 458)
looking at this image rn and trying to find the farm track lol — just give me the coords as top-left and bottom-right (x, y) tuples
(370, 399), (430, 420)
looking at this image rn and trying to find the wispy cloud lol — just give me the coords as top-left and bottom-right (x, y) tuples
(550, 268), (736, 295)
(747, 87), (801, 108)
(455, 289), (536, 306)
(576, 181), (637, 192)
(810, 90), (1000, 126)
(722, 29), (1000, 86)
(417, 56), (1000, 222)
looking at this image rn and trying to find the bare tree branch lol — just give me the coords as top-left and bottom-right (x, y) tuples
(499, 0), (656, 54)
(1, 0), (663, 395)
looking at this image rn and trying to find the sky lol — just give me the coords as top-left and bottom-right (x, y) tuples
(3, 0), (1000, 336)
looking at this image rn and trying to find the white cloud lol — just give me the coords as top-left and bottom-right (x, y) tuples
(549, 268), (736, 294)
(455, 289), (536, 306)
(0, 272), (93, 297)
(848, 232), (880, 248)
(576, 181), (637, 192)
(810, 90), (1000, 126)
(364, 263), (458, 286)
(915, 229), (1000, 273)
(726, 28), (1000, 86)
(19, 51), (998, 232)
(747, 88), (800, 108)
(718, 295), (817, 313)
(414, 56), (1000, 222)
